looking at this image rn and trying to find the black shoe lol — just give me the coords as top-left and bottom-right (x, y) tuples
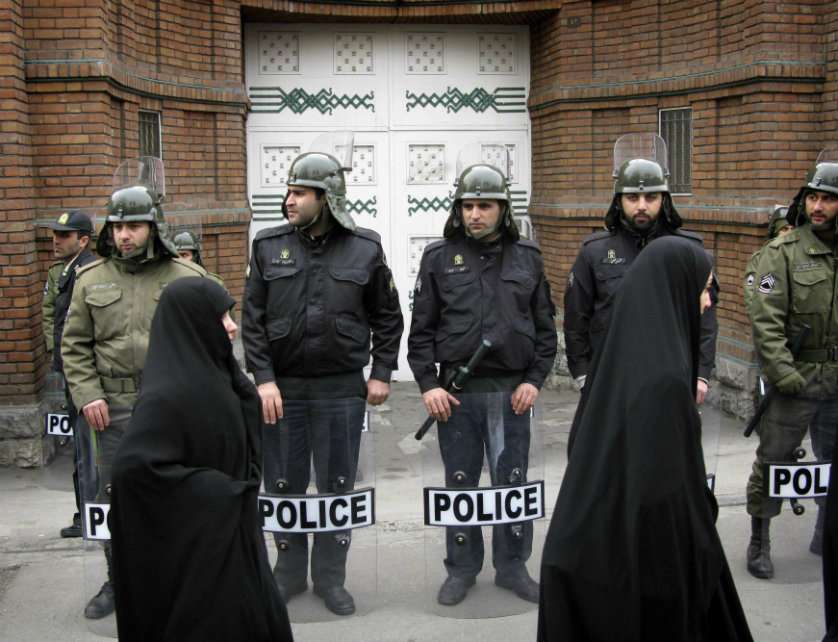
(60, 514), (82, 539)
(437, 575), (475, 606)
(495, 568), (539, 603)
(83, 582), (115, 619)
(313, 585), (356, 616)
(746, 516), (774, 579)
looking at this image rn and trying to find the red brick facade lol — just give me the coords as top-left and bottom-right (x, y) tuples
(1, 0), (835, 463)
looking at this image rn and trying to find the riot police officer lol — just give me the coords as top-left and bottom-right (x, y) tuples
(743, 206), (794, 312)
(172, 228), (225, 287)
(62, 160), (206, 619)
(41, 211), (96, 538)
(408, 163), (557, 606)
(242, 150), (403, 616)
(564, 135), (718, 404)
(747, 155), (838, 578)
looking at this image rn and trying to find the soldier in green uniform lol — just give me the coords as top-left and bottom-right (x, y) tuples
(41, 211), (96, 538)
(62, 161), (206, 619)
(172, 228), (225, 288)
(743, 206), (793, 312)
(747, 154), (838, 579)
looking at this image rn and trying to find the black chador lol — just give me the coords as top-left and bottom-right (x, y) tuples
(823, 434), (838, 640)
(538, 237), (752, 642)
(110, 278), (293, 642)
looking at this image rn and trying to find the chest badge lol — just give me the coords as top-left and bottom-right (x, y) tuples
(603, 249), (626, 265)
(272, 248), (295, 266)
(454, 254), (464, 266)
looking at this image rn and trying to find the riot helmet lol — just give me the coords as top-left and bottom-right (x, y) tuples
(605, 134), (683, 232)
(99, 157), (177, 258)
(768, 205), (792, 239)
(444, 144), (519, 240)
(787, 148), (838, 227)
(283, 132), (356, 232)
(172, 229), (203, 266)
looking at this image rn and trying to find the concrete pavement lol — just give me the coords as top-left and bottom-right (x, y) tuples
(0, 383), (827, 641)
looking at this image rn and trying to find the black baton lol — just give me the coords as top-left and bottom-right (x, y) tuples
(415, 339), (492, 441)
(744, 324), (811, 437)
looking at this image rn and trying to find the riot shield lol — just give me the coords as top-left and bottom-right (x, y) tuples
(259, 397), (376, 622)
(78, 409), (123, 639)
(421, 391), (545, 618)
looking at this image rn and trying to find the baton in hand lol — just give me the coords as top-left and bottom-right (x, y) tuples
(744, 324), (811, 437)
(415, 339), (493, 441)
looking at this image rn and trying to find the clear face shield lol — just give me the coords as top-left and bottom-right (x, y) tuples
(259, 397), (376, 622)
(420, 391), (545, 618)
(112, 157), (166, 202)
(611, 133), (669, 179)
(309, 131), (355, 172)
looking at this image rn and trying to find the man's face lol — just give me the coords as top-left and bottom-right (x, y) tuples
(284, 187), (323, 227)
(776, 224), (794, 237)
(112, 222), (151, 256)
(620, 192), (662, 230)
(52, 230), (85, 260)
(177, 250), (195, 262)
(462, 199), (502, 240)
(805, 190), (838, 230)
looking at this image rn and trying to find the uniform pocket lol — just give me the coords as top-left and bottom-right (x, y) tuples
(266, 317), (292, 341)
(440, 270), (477, 291)
(791, 270), (830, 314)
(329, 266), (370, 286)
(84, 287), (124, 341)
(335, 316), (369, 343)
(263, 265), (301, 281)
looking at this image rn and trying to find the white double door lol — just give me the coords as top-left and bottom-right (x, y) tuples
(245, 24), (531, 379)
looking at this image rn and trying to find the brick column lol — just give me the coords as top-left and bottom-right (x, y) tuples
(0, 0), (55, 466)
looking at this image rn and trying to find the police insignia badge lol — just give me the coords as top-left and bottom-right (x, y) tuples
(58, 213), (69, 225)
(280, 248), (290, 260)
(746, 274), (755, 287)
(454, 254), (464, 266)
(607, 249), (616, 262)
(758, 273), (776, 294)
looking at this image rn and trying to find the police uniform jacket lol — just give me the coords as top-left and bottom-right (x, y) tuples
(242, 224), (403, 385)
(62, 255), (206, 411)
(42, 261), (63, 353)
(749, 222), (838, 398)
(51, 248), (96, 373)
(563, 225), (718, 380)
(407, 233), (557, 393)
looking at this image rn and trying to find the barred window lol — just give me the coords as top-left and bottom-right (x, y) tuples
(659, 108), (692, 194)
(139, 110), (162, 159)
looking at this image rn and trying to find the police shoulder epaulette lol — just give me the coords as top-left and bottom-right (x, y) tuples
(582, 230), (612, 246)
(517, 238), (542, 253)
(424, 239), (447, 253)
(353, 227), (383, 245)
(254, 223), (294, 242)
(675, 229), (704, 244)
(76, 258), (106, 276)
(172, 257), (207, 275)
(769, 229), (800, 247)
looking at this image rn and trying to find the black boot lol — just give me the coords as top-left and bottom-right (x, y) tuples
(746, 516), (774, 579)
(60, 513), (82, 538)
(84, 544), (115, 619)
(811, 507), (825, 556)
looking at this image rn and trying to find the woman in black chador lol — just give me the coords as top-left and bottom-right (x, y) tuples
(110, 278), (293, 642)
(823, 434), (838, 640)
(538, 236), (752, 641)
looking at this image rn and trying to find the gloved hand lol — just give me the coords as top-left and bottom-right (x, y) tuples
(775, 370), (806, 395)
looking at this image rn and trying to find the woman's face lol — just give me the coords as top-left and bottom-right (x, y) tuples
(221, 310), (238, 342)
(700, 273), (713, 315)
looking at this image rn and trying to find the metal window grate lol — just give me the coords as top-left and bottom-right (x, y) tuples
(659, 108), (692, 194)
(139, 111), (162, 159)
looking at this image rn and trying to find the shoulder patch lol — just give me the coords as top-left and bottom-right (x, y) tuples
(76, 258), (106, 276)
(582, 230), (612, 246)
(352, 227), (383, 245)
(758, 273), (777, 294)
(254, 224), (293, 243)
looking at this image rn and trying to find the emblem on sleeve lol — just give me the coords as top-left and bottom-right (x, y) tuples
(758, 273), (776, 294)
(745, 274), (755, 287)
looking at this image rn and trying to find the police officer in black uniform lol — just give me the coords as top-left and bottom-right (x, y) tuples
(42, 211), (96, 538)
(408, 162), (557, 606)
(564, 135), (718, 404)
(242, 150), (403, 616)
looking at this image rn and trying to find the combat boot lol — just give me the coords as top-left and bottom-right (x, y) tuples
(746, 516), (774, 579)
(810, 506), (825, 556)
(84, 544), (115, 619)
